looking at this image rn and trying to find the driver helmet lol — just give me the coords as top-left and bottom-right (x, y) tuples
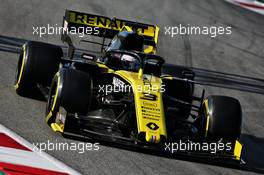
(120, 54), (140, 71)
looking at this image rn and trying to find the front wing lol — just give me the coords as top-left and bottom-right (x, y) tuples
(62, 113), (245, 167)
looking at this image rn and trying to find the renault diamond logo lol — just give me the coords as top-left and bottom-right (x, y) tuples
(146, 122), (159, 130)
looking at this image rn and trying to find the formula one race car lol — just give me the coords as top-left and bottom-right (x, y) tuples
(14, 10), (243, 164)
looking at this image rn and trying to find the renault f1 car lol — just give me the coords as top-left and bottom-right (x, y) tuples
(14, 10), (243, 164)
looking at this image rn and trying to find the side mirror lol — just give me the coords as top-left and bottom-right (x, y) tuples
(81, 53), (96, 61)
(182, 70), (195, 80)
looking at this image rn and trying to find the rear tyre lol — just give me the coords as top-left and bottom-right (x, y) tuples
(201, 96), (242, 140)
(46, 69), (93, 132)
(15, 41), (63, 98)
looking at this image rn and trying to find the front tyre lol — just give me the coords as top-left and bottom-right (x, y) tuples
(46, 69), (93, 133)
(15, 41), (62, 98)
(201, 96), (242, 141)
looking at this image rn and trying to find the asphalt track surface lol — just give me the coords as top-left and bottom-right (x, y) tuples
(0, 0), (264, 174)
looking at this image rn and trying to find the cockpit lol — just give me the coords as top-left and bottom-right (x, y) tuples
(101, 31), (164, 76)
(102, 51), (141, 72)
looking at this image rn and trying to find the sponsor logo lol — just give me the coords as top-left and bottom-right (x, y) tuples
(113, 77), (126, 88)
(143, 100), (157, 107)
(141, 93), (157, 101)
(68, 11), (154, 36)
(146, 122), (159, 130)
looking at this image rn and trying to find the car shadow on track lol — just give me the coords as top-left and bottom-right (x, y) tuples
(241, 134), (264, 173)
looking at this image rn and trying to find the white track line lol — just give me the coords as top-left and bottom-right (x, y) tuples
(0, 124), (82, 175)
(225, 0), (264, 15)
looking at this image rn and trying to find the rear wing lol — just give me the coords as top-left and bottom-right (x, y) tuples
(61, 10), (159, 54)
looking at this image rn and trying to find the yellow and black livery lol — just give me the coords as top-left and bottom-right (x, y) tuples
(14, 10), (244, 165)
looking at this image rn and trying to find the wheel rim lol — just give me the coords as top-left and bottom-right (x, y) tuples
(55, 106), (67, 126)
(15, 45), (26, 89)
(46, 76), (59, 124)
